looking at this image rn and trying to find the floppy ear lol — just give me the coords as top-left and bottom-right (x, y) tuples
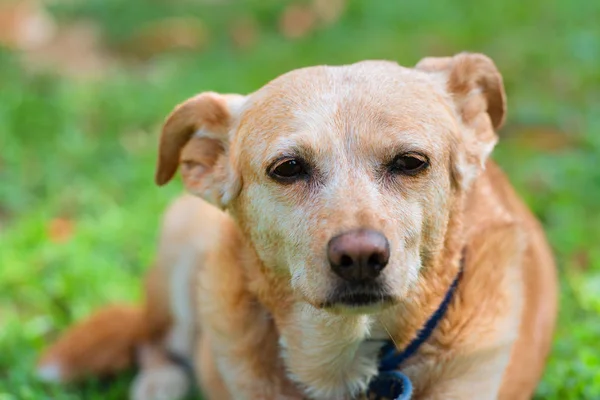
(155, 92), (246, 207)
(416, 52), (506, 130)
(416, 52), (506, 186)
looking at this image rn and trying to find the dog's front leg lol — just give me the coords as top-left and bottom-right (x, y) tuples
(197, 306), (303, 400)
(195, 249), (303, 400)
(130, 342), (190, 400)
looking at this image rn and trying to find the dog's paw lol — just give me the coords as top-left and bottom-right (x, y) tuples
(130, 364), (189, 400)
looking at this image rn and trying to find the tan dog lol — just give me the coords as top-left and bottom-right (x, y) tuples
(38, 53), (558, 400)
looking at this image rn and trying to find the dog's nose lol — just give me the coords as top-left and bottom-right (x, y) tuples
(327, 229), (390, 282)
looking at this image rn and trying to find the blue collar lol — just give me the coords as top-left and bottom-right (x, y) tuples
(367, 258), (464, 400)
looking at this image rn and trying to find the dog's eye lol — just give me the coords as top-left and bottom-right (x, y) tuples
(389, 153), (429, 176)
(269, 158), (308, 182)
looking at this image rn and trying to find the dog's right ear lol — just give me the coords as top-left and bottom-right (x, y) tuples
(155, 92), (246, 206)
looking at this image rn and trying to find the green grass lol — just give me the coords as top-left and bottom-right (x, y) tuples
(1, 0), (599, 398)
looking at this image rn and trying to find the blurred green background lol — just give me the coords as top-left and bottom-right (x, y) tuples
(1, 0), (599, 399)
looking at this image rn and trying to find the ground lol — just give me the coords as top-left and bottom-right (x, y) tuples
(1, 0), (599, 399)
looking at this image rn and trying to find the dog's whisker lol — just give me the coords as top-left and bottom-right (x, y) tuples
(377, 316), (399, 350)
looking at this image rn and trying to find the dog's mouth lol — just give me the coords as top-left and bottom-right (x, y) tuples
(320, 283), (394, 312)
(325, 292), (392, 307)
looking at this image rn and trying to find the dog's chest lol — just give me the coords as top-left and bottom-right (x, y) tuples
(277, 308), (391, 400)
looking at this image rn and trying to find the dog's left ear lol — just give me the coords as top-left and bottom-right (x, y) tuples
(416, 52), (506, 130)
(155, 92), (246, 207)
(416, 53), (506, 185)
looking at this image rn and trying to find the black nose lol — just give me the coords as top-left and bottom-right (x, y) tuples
(327, 229), (390, 283)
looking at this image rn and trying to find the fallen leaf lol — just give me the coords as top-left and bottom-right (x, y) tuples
(229, 16), (259, 50)
(0, 0), (56, 50)
(120, 17), (209, 60)
(312, 0), (346, 26)
(48, 218), (74, 243)
(502, 124), (578, 153)
(279, 4), (317, 39)
(19, 20), (113, 79)
(571, 250), (590, 272)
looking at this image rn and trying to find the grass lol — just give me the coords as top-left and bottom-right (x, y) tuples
(1, 0), (599, 398)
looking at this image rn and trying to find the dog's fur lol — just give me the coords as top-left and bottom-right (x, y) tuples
(38, 53), (558, 400)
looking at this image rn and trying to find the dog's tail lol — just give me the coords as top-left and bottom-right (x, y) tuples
(36, 268), (172, 383)
(36, 305), (146, 383)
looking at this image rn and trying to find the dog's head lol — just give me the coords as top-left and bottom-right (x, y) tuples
(156, 53), (506, 314)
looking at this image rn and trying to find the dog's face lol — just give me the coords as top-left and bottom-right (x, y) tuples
(156, 53), (505, 314)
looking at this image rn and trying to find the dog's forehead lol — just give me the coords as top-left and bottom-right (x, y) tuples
(236, 61), (455, 160)
(252, 60), (444, 103)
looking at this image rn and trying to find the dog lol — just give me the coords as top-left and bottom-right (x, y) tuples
(38, 52), (558, 400)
